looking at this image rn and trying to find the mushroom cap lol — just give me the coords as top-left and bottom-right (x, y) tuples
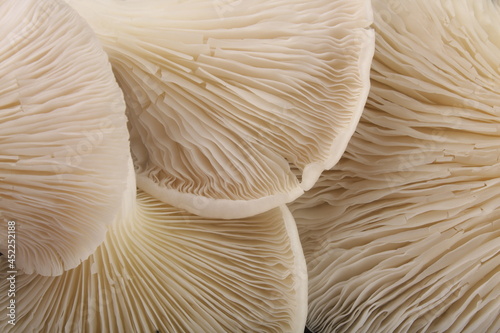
(66, 0), (374, 219)
(0, 0), (131, 276)
(291, 0), (500, 331)
(0, 190), (307, 332)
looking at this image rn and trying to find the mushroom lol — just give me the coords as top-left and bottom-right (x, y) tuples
(0, 185), (307, 332)
(65, 0), (375, 219)
(290, 0), (500, 331)
(0, 0), (131, 276)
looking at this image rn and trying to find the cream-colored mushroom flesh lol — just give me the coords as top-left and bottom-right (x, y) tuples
(0, 190), (307, 332)
(290, 0), (500, 331)
(66, 0), (374, 219)
(0, 0), (130, 275)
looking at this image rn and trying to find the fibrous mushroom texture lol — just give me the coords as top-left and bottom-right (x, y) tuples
(0, 0), (130, 275)
(290, 0), (500, 332)
(66, 0), (374, 219)
(0, 188), (307, 332)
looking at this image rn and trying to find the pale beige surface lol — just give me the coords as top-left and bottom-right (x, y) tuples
(67, 0), (374, 219)
(0, 0), (131, 276)
(1, 188), (307, 332)
(291, 0), (500, 331)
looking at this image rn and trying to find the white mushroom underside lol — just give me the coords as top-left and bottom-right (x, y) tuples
(0, 0), (130, 276)
(66, 0), (374, 219)
(0, 190), (307, 332)
(291, 0), (500, 332)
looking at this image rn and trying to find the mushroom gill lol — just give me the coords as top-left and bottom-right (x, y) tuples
(290, 0), (500, 331)
(0, 0), (130, 276)
(65, 0), (374, 219)
(0, 186), (307, 332)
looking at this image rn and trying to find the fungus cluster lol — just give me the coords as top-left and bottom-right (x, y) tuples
(0, 0), (131, 276)
(66, 0), (374, 219)
(1, 0), (372, 331)
(291, 0), (500, 331)
(1, 0), (500, 332)
(1, 187), (308, 332)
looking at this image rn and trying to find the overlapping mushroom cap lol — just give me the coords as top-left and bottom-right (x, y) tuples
(66, 0), (374, 219)
(0, 0), (130, 275)
(291, 0), (500, 331)
(1, 187), (307, 332)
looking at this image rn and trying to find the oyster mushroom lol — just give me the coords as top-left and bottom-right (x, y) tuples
(0, 0), (130, 276)
(0, 185), (307, 332)
(65, 0), (374, 219)
(290, 0), (500, 331)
